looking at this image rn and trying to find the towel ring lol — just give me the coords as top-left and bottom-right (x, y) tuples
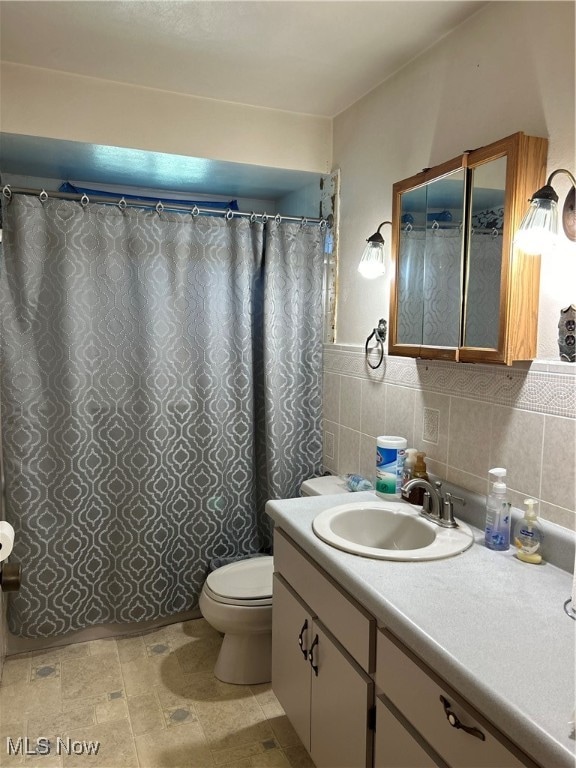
(365, 319), (387, 370)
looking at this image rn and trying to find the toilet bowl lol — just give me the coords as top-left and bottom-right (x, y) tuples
(199, 556), (274, 685)
(200, 475), (351, 685)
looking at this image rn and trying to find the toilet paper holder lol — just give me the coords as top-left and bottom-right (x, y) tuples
(0, 562), (21, 592)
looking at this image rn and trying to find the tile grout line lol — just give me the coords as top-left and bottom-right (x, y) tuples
(115, 636), (141, 768)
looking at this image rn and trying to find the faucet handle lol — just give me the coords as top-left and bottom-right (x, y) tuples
(445, 491), (465, 507)
(441, 491), (465, 528)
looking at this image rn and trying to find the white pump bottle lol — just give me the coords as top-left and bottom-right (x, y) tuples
(484, 468), (511, 551)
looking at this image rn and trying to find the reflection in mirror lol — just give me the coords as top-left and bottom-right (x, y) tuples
(464, 157), (507, 349)
(397, 170), (466, 347)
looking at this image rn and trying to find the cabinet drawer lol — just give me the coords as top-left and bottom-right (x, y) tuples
(376, 629), (535, 768)
(274, 528), (374, 671)
(374, 696), (445, 768)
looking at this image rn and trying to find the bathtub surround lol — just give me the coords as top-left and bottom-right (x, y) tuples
(323, 346), (576, 530)
(0, 195), (324, 638)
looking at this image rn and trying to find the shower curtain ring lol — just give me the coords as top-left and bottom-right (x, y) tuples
(191, 205), (200, 217)
(225, 208), (234, 221)
(319, 218), (327, 231)
(118, 197), (127, 211)
(39, 189), (49, 202)
(249, 212), (257, 224)
(2, 185), (12, 200)
(261, 212), (269, 223)
(300, 217), (308, 228)
(80, 194), (90, 207)
(274, 213), (282, 224)
(156, 201), (164, 214)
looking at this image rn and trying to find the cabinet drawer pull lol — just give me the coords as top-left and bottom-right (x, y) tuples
(440, 696), (485, 741)
(309, 634), (319, 676)
(298, 620), (308, 660)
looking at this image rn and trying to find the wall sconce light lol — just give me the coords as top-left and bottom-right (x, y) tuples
(515, 169), (576, 254)
(358, 221), (392, 279)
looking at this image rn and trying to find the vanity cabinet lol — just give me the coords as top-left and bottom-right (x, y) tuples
(272, 529), (375, 768)
(272, 529), (540, 768)
(388, 132), (548, 365)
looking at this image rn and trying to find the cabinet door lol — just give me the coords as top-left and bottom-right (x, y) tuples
(459, 133), (547, 365)
(310, 621), (373, 768)
(374, 696), (444, 768)
(271, 574), (313, 750)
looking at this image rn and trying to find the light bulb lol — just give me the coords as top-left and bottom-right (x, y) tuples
(358, 241), (386, 279)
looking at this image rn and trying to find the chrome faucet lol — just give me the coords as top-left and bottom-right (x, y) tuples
(401, 479), (464, 529)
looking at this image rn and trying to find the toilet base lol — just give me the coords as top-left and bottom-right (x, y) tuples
(214, 631), (272, 685)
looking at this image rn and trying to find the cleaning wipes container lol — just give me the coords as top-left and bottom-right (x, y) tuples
(375, 436), (407, 498)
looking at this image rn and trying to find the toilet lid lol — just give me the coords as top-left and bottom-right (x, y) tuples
(206, 556), (274, 601)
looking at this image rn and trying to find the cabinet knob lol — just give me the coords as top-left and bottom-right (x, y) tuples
(440, 695), (485, 741)
(298, 620), (308, 660)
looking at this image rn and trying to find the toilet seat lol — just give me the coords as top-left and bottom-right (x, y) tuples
(204, 556), (273, 607)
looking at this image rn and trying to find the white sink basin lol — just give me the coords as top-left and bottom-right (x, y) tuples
(312, 501), (474, 561)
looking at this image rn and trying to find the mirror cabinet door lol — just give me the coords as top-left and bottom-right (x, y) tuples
(396, 169), (466, 349)
(397, 186), (425, 346)
(463, 156), (507, 349)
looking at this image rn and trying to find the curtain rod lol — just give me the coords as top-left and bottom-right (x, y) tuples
(1, 185), (330, 228)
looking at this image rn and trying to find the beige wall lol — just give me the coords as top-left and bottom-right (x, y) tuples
(328, 1), (575, 530)
(0, 3), (574, 534)
(333, 0), (575, 359)
(1, 62), (332, 175)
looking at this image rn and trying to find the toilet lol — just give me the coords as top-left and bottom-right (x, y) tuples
(199, 475), (350, 684)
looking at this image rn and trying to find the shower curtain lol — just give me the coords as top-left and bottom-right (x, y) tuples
(0, 195), (324, 638)
(398, 229), (462, 347)
(464, 232), (502, 349)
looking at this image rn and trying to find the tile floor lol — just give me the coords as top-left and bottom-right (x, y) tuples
(0, 619), (315, 768)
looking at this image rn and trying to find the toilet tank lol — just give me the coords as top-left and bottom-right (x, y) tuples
(300, 475), (350, 496)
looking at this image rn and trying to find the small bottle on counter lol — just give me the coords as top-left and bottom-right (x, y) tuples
(484, 468), (510, 551)
(400, 448), (416, 502)
(513, 498), (544, 564)
(343, 474), (374, 492)
(402, 451), (428, 505)
(402, 448), (417, 485)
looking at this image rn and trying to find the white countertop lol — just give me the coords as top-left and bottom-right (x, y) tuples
(266, 491), (576, 768)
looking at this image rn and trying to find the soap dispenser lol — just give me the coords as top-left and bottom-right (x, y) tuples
(484, 468), (511, 551)
(400, 448), (418, 501)
(514, 498), (544, 564)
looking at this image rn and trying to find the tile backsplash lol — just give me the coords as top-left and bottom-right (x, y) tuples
(322, 345), (576, 531)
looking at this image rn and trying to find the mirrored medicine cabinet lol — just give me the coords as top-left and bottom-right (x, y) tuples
(388, 132), (548, 365)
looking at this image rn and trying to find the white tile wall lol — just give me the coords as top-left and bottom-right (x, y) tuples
(323, 346), (576, 531)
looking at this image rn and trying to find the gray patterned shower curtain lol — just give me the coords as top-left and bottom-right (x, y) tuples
(0, 195), (324, 638)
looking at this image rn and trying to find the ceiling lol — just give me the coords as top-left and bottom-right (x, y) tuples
(0, 0), (487, 118)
